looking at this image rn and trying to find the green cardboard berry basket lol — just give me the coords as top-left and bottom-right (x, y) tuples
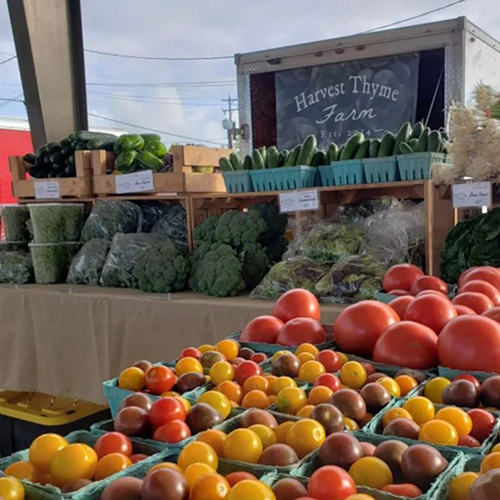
(272, 166), (318, 190)
(319, 160), (365, 187)
(397, 152), (451, 181)
(438, 366), (499, 383)
(222, 170), (253, 193)
(363, 156), (399, 183)
(249, 170), (276, 192)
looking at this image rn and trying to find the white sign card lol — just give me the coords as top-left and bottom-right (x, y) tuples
(279, 190), (319, 213)
(34, 181), (60, 199)
(452, 182), (492, 208)
(115, 170), (154, 194)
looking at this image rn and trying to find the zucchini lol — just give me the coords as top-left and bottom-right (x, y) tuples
(68, 155), (75, 166)
(252, 149), (265, 170)
(340, 132), (364, 160)
(75, 143), (88, 151)
(369, 139), (380, 158)
(285, 145), (301, 166)
(266, 147), (280, 169)
(50, 152), (64, 165)
(411, 122), (425, 139)
(229, 153), (243, 171)
(393, 122), (412, 155)
(219, 157), (233, 172)
(409, 138), (419, 151)
(64, 165), (76, 177)
(243, 155), (253, 170)
(327, 143), (339, 163)
(354, 139), (371, 160)
(74, 131), (118, 142)
(417, 128), (430, 152)
(45, 141), (60, 153)
(60, 138), (71, 148)
(398, 142), (414, 155)
(297, 135), (317, 166)
(23, 153), (37, 165)
(378, 133), (395, 157)
(427, 130), (443, 153)
(311, 151), (328, 166)
(44, 155), (52, 165)
(60, 146), (73, 158)
(38, 145), (48, 156)
(87, 137), (118, 150)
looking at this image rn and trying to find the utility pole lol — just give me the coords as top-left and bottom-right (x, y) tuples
(222, 95), (237, 149)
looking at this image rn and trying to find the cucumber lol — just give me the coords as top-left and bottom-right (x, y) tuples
(229, 153), (243, 171)
(50, 152), (64, 165)
(258, 146), (267, 163)
(279, 150), (289, 167)
(297, 135), (317, 166)
(311, 151), (328, 166)
(393, 122), (412, 155)
(441, 131), (450, 142)
(411, 122), (425, 139)
(23, 153), (37, 165)
(354, 139), (371, 159)
(60, 146), (73, 158)
(285, 145), (301, 166)
(252, 149), (265, 170)
(266, 147), (280, 169)
(409, 138), (419, 151)
(369, 139), (380, 158)
(417, 128), (430, 152)
(340, 132), (364, 160)
(87, 137), (117, 150)
(218, 157), (233, 172)
(45, 141), (60, 153)
(337, 145), (345, 160)
(427, 130), (443, 153)
(327, 143), (339, 163)
(74, 131), (118, 142)
(378, 133), (395, 157)
(243, 155), (253, 170)
(398, 142), (414, 155)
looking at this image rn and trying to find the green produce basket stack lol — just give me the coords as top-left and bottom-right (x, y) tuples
(363, 156), (399, 183)
(1, 205), (30, 244)
(249, 169), (277, 192)
(397, 152), (451, 180)
(319, 160), (365, 187)
(273, 166), (318, 190)
(222, 170), (254, 193)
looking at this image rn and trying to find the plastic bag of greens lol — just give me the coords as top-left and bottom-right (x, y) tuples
(100, 233), (166, 288)
(1, 205), (30, 242)
(81, 200), (142, 242)
(339, 197), (399, 221)
(30, 242), (80, 284)
(150, 204), (188, 249)
(0, 251), (33, 284)
(251, 258), (330, 300)
(67, 239), (111, 285)
(28, 203), (84, 243)
(314, 254), (387, 303)
(136, 201), (170, 233)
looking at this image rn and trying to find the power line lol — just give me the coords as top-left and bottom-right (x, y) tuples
(0, 93), (24, 110)
(85, 49), (232, 61)
(89, 92), (224, 107)
(89, 91), (228, 102)
(0, 55), (17, 66)
(87, 80), (236, 88)
(88, 112), (227, 146)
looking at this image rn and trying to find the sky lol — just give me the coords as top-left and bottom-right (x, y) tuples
(0, 0), (499, 147)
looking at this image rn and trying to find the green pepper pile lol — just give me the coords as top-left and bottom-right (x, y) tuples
(114, 134), (168, 174)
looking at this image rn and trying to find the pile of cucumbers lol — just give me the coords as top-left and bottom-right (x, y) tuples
(23, 131), (119, 179)
(114, 134), (168, 174)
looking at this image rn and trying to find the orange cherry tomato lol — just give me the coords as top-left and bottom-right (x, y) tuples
(191, 473), (230, 500)
(349, 457), (393, 489)
(216, 339), (239, 361)
(223, 429), (262, 463)
(184, 463), (215, 490)
(296, 343), (320, 356)
(382, 408), (413, 428)
(50, 443), (98, 487)
(276, 387), (307, 415)
(270, 376), (297, 395)
(4, 461), (38, 482)
(276, 421), (295, 443)
(118, 367), (146, 391)
(394, 375), (419, 397)
(241, 390), (270, 409)
(94, 453), (132, 480)
(217, 381), (243, 404)
(449, 472), (479, 500)
(29, 433), (68, 474)
(403, 397), (435, 424)
(178, 442), (218, 471)
(196, 430), (227, 457)
(148, 462), (184, 475)
(225, 480), (275, 500)
(0, 477), (25, 500)
(176, 357), (203, 377)
(296, 405), (315, 418)
(481, 452), (500, 474)
(243, 376), (269, 394)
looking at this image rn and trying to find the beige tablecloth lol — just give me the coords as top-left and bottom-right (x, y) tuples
(0, 285), (346, 404)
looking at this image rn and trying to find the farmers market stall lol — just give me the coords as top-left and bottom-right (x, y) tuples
(0, 285), (345, 404)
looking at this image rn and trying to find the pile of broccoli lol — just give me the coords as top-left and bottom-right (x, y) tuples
(189, 202), (288, 297)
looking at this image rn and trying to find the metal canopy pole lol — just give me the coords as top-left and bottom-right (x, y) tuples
(7, 0), (88, 150)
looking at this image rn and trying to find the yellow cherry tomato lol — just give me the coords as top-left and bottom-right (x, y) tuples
(272, 350), (289, 363)
(349, 457), (393, 489)
(161, 391), (181, 398)
(276, 387), (307, 415)
(491, 443), (500, 453)
(424, 377), (451, 404)
(270, 376), (297, 396)
(264, 375), (278, 393)
(248, 424), (277, 449)
(295, 343), (320, 356)
(199, 344), (214, 353)
(198, 391), (231, 419)
(94, 453), (132, 481)
(191, 473), (230, 500)
(184, 463), (215, 490)
(216, 339), (239, 361)
(382, 408), (413, 428)
(296, 405), (315, 418)
(403, 397), (435, 424)
(435, 407), (472, 437)
(298, 361), (326, 383)
(340, 361), (367, 390)
(286, 419), (326, 458)
(336, 352), (349, 367)
(196, 429), (227, 457)
(209, 361), (235, 385)
(29, 434), (68, 474)
(0, 477), (25, 500)
(241, 390), (270, 409)
(148, 462), (184, 475)
(217, 381), (243, 404)
(481, 452), (500, 474)
(50, 443), (98, 487)
(449, 472), (479, 500)
(344, 417), (359, 431)
(276, 421), (295, 443)
(419, 419), (459, 446)
(394, 375), (419, 397)
(176, 357), (203, 377)
(4, 461), (38, 482)
(178, 442), (218, 471)
(297, 352), (316, 366)
(225, 480), (276, 500)
(223, 429), (262, 463)
(243, 375), (269, 394)
(173, 396), (191, 412)
(308, 386), (333, 406)
(346, 495), (376, 500)
(377, 377), (401, 398)
(118, 367), (146, 391)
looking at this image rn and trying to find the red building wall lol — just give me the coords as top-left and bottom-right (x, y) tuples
(0, 128), (33, 204)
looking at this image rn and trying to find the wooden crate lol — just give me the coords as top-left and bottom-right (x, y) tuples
(9, 151), (93, 200)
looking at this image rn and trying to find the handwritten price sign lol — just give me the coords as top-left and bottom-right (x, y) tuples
(115, 171), (154, 194)
(452, 182), (492, 208)
(279, 190), (319, 213)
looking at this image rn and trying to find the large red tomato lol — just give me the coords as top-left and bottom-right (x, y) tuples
(458, 280), (500, 306)
(387, 289), (412, 296)
(240, 316), (284, 343)
(404, 294), (457, 334)
(373, 321), (439, 369)
(276, 318), (326, 346)
(145, 366), (176, 395)
(461, 267), (500, 290)
(388, 296), (413, 319)
(307, 465), (356, 500)
(410, 276), (448, 296)
(458, 267), (479, 287)
(483, 306), (500, 323)
(149, 397), (186, 430)
(438, 315), (500, 372)
(334, 301), (400, 358)
(455, 305), (477, 316)
(383, 264), (424, 292)
(94, 432), (132, 459)
(272, 289), (321, 323)
(452, 292), (494, 314)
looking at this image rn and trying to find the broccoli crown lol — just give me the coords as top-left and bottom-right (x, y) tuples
(193, 215), (219, 245)
(240, 242), (270, 289)
(214, 210), (268, 248)
(195, 243), (245, 297)
(134, 241), (190, 293)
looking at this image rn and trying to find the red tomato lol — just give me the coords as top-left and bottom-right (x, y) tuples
(459, 280), (500, 306)
(316, 350), (342, 373)
(383, 264), (424, 292)
(460, 267), (500, 290)
(130, 454), (148, 463)
(94, 432), (132, 459)
(180, 347), (201, 359)
(387, 289), (412, 296)
(153, 420), (191, 444)
(458, 266), (480, 287)
(314, 373), (342, 392)
(453, 374), (481, 391)
(276, 318), (326, 347)
(240, 316), (284, 343)
(468, 409), (496, 442)
(452, 292), (494, 314)
(334, 301), (400, 358)
(149, 397), (186, 430)
(145, 366), (176, 395)
(410, 276), (448, 295)
(483, 306), (500, 323)
(455, 305), (477, 316)
(458, 435), (481, 448)
(388, 296), (413, 319)
(234, 360), (263, 386)
(381, 484), (423, 497)
(272, 289), (321, 323)
(307, 465), (356, 500)
(250, 353), (267, 364)
(438, 316), (500, 372)
(373, 321), (439, 369)
(225, 472), (257, 486)
(404, 294), (457, 334)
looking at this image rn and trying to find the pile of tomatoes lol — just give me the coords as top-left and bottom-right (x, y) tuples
(0, 476), (24, 500)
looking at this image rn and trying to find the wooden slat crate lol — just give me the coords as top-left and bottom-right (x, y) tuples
(9, 151), (93, 200)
